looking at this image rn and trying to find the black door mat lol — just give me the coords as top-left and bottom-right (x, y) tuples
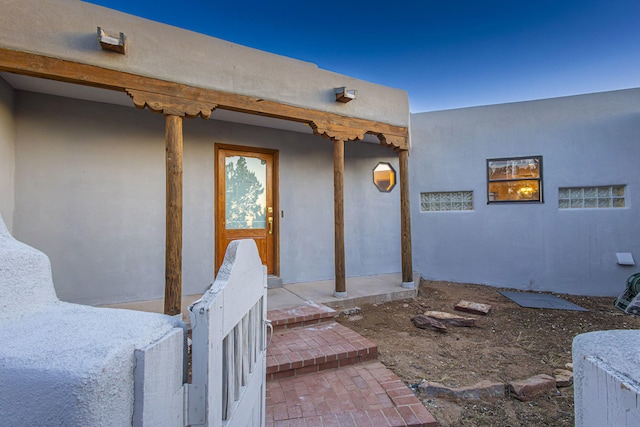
(498, 291), (587, 311)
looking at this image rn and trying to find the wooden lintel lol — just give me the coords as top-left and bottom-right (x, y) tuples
(0, 48), (408, 141)
(127, 89), (217, 119)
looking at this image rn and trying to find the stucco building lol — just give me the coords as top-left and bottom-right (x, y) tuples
(0, 0), (413, 313)
(1, 0), (637, 311)
(411, 89), (640, 296)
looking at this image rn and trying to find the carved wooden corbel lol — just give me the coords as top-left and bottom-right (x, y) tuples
(375, 133), (409, 151)
(309, 121), (366, 142)
(309, 120), (409, 151)
(126, 89), (217, 119)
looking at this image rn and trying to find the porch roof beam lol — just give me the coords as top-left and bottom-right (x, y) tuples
(1, 47), (414, 301)
(0, 48), (408, 150)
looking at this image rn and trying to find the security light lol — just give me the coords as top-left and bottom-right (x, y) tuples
(97, 27), (126, 54)
(335, 87), (356, 103)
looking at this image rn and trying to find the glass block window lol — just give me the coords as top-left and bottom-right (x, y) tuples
(559, 185), (625, 209)
(420, 191), (473, 212)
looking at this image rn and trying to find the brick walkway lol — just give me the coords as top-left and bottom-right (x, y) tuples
(266, 304), (436, 427)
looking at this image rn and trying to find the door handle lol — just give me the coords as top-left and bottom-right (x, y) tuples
(263, 319), (273, 351)
(268, 217), (273, 234)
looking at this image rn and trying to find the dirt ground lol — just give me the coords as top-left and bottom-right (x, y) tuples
(335, 279), (640, 426)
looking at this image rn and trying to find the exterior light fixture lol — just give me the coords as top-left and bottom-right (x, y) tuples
(616, 252), (635, 266)
(97, 27), (126, 54)
(373, 162), (396, 192)
(335, 87), (356, 103)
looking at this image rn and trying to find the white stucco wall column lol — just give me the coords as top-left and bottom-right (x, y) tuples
(573, 330), (640, 426)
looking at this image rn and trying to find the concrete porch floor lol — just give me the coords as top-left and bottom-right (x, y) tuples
(102, 272), (418, 323)
(268, 272), (419, 311)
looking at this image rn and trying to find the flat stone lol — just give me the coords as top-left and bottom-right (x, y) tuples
(508, 374), (556, 401)
(412, 314), (447, 332)
(454, 300), (492, 315)
(425, 310), (476, 327)
(419, 380), (505, 401)
(418, 381), (454, 398)
(553, 369), (574, 387)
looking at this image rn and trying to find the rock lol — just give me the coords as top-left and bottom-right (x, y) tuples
(508, 374), (556, 401)
(419, 380), (505, 401)
(553, 369), (574, 387)
(564, 362), (573, 371)
(425, 311), (476, 327)
(454, 300), (492, 315)
(412, 314), (447, 332)
(341, 307), (361, 316)
(418, 381), (451, 398)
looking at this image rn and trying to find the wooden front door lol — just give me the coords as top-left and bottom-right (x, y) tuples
(215, 145), (278, 275)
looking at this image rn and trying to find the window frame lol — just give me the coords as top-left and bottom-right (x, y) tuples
(486, 155), (543, 204)
(372, 162), (396, 192)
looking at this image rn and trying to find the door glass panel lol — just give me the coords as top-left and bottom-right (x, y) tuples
(225, 156), (266, 229)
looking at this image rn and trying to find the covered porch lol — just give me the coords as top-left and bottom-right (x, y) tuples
(0, 0), (414, 316)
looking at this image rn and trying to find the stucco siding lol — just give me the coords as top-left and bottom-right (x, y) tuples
(13, 91), (401, 305)
(0, 77), (15, 232)
(14, 91), (167, 304)
(0, 0), (408, 127)
(410, 89), (640, 296)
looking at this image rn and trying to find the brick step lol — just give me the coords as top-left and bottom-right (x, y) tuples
(266, 361), (437, 427)
(267, 303), (337, 331)
(266, 322), (377, 381)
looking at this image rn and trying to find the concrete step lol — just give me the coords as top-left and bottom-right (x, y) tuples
(266, 361), (437, 427)
(266, 322), (377, 381)
(268, 303), (337, 331)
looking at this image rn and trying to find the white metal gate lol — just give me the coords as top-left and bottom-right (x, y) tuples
(187, 239), (268, 427)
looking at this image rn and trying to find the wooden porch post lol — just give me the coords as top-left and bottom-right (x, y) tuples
(125, 89), (216, 317)
(399, 149), (414, 288)
(165, 114), (183, 315)
(334, 139), (347, 297)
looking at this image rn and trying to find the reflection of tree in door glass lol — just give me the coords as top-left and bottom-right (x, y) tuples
(225, 156), (266, 229)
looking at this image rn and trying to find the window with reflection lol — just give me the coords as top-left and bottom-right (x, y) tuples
(487, 156), (543, 203)
(373, 162), (396, 192)
(225, 155), (266, 229)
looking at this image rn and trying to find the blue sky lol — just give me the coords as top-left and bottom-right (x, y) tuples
(86, 0), (640, 112)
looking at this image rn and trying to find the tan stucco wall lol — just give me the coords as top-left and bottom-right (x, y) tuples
(0, 77), (14, 232)
(0, 0), (409, 127)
